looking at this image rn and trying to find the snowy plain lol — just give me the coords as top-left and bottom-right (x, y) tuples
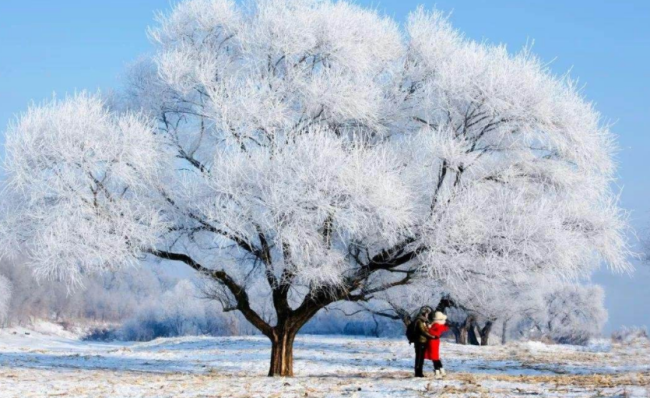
(0, 323), (648, 398)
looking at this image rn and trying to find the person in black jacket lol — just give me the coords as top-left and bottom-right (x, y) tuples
(413, 306), (438, 377)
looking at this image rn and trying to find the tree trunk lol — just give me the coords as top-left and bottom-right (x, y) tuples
(501, 319), (508, 345)
(460, 315), (478, 345)
(266, 298), (324, 377)
(449, 325), (462, 343)
(468, 323), (480, 346)
(371, 315), (380, 338)
(268, 328), (297, 377)
(449, 319), (471, 345)
(479, 321), (493, 346)
(458, 326), (468, 344)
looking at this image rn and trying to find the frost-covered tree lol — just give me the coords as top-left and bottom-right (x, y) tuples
(367, 271), (547, 345)
(0, 257), (168, 326)
(1, 0), (629, 376)
(544, 284), (607, 345)
(509, 283), (607, 345)
(442, 273), (548, 345)
(116, 279), (248, 341)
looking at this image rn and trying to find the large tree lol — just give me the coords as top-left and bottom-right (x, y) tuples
(1, 0), (629, 376)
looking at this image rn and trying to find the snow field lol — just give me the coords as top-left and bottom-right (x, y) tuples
(0, 329), (648, 397)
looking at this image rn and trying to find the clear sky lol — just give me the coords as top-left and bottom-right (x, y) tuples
(1, 0), (648, 332)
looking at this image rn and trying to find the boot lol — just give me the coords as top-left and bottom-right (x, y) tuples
(434, 369), (442, 379)
(440, 368), (447, 377)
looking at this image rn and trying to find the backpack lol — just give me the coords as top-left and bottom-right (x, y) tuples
(405, 320), (417, 344)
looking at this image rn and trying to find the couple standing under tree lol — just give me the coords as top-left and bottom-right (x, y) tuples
(411, 307), (449, 378)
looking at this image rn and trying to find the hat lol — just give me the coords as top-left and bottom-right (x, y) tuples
(433, 311), (447, 322)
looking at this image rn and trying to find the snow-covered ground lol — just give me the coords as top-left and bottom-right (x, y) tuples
(0, 324), (648, 397)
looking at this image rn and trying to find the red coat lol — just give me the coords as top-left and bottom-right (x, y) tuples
(424, 323), (449, 361)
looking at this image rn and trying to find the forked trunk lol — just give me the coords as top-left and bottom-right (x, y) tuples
(479, 321), (493, 346)
(268, 328), (297, 377)
(265, 294), (327, 377)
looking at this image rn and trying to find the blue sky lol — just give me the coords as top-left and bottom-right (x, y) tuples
(1, 0), (649, 332)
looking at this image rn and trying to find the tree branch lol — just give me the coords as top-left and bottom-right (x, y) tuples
(148, 248), (274, 337)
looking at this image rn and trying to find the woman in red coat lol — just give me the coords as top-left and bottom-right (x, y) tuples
(424, 311), (449, 378)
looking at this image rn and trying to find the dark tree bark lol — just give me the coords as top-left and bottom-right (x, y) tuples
(268, 327), (297, 377)
(501, 319), (508, 345)
(458, 327), (468, 344)
(457, 315), (476, 345)
(479, 320), (494, 346)
(435, 296), (455, 313)
(468, 322), (481, 346)
(459, 322), (470, 345)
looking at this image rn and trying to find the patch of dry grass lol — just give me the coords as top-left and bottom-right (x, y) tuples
(1, 367), (649, 397)
(470, 371), (650, 387)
